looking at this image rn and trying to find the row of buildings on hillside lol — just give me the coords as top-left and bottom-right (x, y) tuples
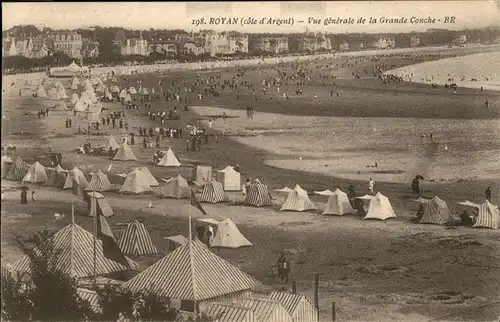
(2, 31), (99, 59)
(4, 29), (478, 60)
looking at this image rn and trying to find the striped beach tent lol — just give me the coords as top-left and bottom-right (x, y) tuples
(22, 161), (48, 184)
(121, 240), (261, 301)
(322, 189), (355, 216)
(86, 170), (111, 192)
(156, 148), (181, 167)
(87, 191), (113, 218)
(241, 298), (292, 322)
(199, 179), (228, 203)
(138, 167), (160, 187)
(45, 164), (68, 188)
(10, 223), (138, 279)
(207, 303), (257, 322)
(279, 185), (316, 212)
(5, 157), (29, 181)
(162, 175), (190, 199)
(460, 200), (500, 229)
(211, 218), (253, 249)
(118, 220), (158, 256)
(244, 182), (273, 207)
(415, 196), (453, 225)
(113, 143), (137, 161)
(269, 292), (318, 322)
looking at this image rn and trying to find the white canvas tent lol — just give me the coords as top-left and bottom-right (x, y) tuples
(87, 191), (113, 218)
(113, 143), (137, 161)
(211, 218), (253, 249)
(280, 185), (316, 212)
(415, 196), (454, 225)
(459, 200), (500, 229)
(162, 175), (190, 199)
(358, 192), (397, 220)
(216, 166), (241, 191)
(192, 165), (212, 184)
(22, 161), (48, 184)
(119, 168), (153, 194)
(36, 85), (47, 98)
(156, 148), (181, 167)
(322, 189), (355, 215)
(138, 167), (159, 187)
(314, 189), (335, 196)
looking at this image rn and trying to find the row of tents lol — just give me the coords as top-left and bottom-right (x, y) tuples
(2, 155), (498, 229)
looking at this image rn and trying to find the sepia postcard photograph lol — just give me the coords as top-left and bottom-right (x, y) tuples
(1, 1), (499, 321)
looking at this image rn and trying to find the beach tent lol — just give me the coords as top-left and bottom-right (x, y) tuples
(269, 292), (318, 322)
(241, 298), (292, 322)
(22, 161), (48, 184)
(199, 179), (228, 203)
(192, 165), (212, 184)
(138, 167), (159, 187)
(74, 101), (86, 112)
(124, 93), (132, 103)
(71, 77), (79, 90)
(86, 170), (111, 192)
(45, 164), (68, 188)
(119, 168), (153, 194)
(322, 189), (356, 216)
(63, 167), (89, 200)
(67, 61), (83, 73)
(206, 304), (257, 322)
(314, 189), (335, 196)
(358, 192), (397, 221)
(10, 223), (137, 279)
(128, 87), (137, 94)
(280, 185), (316, 212)
(112, 85), (120, 93)
(121, 240), (261, 302)
(415, 196), (453, 225)
(216, 166), (241, 191)
(107, 136), (120, 151)
(113, 143), (137, 161)
(87, 191), (113, 218)
(244, 182), (273, 207)
(56, 86), (68, 100)
(5, 157), (29, 181)
(459, 200), (500, 229)
(211, 218), (253, 249)
(1, 155), (13, 178)
(83, 79), (93, 92)
(156, 148), (181, 167)
(162, 175), (190, 199)
(118, 220), (158, 256)
(119, 89), (127, 99)
(71, 93), (79, 105)
(36, 85), (47, 98)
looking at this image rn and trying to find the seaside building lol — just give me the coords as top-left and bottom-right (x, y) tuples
(2, 36), (52, 58)
(204, 31), (248, 56)
(339, 40), (349, 51)
(148, 41), (178, 57)
(30, 37), (53, 58)
(182, 41), (205, 56)
(48, 31), (83, 58)
(255, 37), (289, 53)
(82, 38), (99, 58)
(299, 34), (332, 52)
(374, 36), (396, 49)
(410, 36), (421, 47)
(121, 37), (149, 56)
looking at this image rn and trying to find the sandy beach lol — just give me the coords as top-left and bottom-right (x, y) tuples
(2, 49), (500, 321)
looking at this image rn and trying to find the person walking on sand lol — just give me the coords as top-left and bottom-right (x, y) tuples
(368, 178), (375, 195)
(485, 186), (491, 202)
(31, 191), (35, 202)
(277, 252), (290, 284)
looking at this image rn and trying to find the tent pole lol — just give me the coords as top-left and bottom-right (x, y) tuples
(92, 193), (97, 284)
(188, 203), (192, 241)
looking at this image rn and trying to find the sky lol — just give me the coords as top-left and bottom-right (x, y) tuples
(2, 1), (500, 34)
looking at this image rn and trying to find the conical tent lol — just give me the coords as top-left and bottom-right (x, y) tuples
(86, 170), (111, 192)
(280, 185), (316, 212)
(244, 182), (273, 207)
(1, 155), (13, 179)
(138, 167), (159, 187)
(192, 165), (212, 184)
(128, 87), (137, 94)
(211, 218), (253, 249)
(119, 89), (127, 99)
(5, 157), (29, 181)
(216, 166), (241, 191)
(113, 143), (137, 161)
(107, 136), (120, 151)
(360, 192), (397, 220)
(36, 85), (47, 98)
(63, 167), (89, 199)
(71, 93), (79, 104)
(416, 196), (453, 225)
(54, 101), (68, 110)
(162, 175), (190, 199)
(322, 189), (355, 215)
(56, 86), (68, 100)
(22, 161), (48, 183)
(119, 168), (153, 194)
(124, 94), (132, 103)
(10, 223), (137, 278)
(71, 78), (79, 90)
(45, 164), (67, 188)
(118, 220), (158, 256)
(199, 179), (228, 203)
(87, 191), (114, 218)
(74, 101), (86, 112)
(156, 148), (181, 167)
